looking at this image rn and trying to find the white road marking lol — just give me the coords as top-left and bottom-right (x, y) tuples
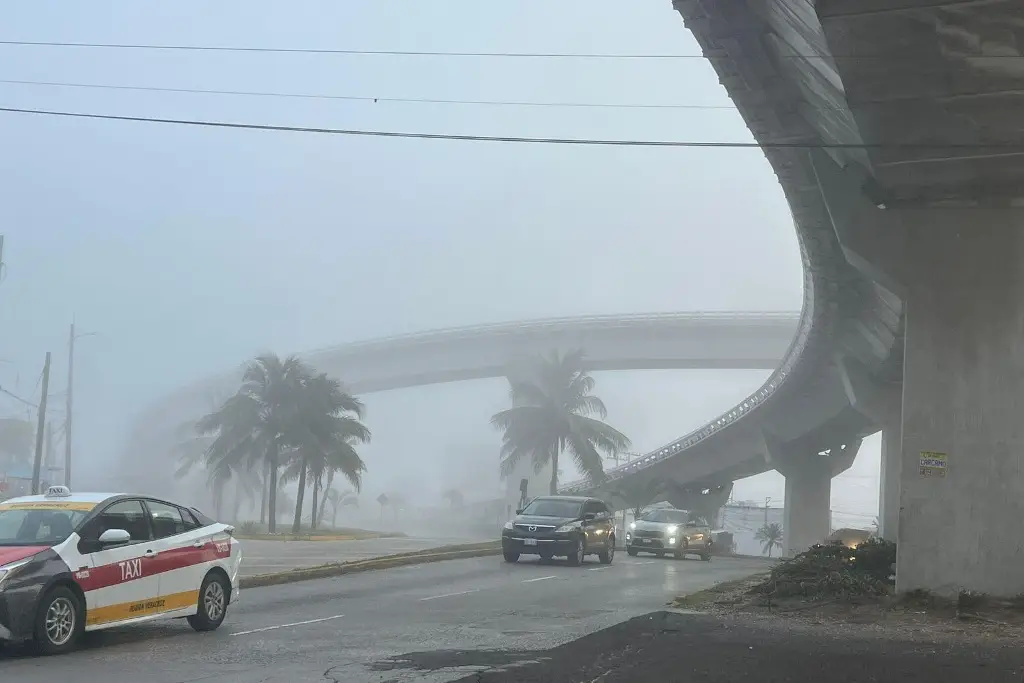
(230, 614), (345, 636)
(634, 561), (657, 565)
(419, 589), (480, 601)
(588, 567), (609, 571)
(521, 575), (557, 583)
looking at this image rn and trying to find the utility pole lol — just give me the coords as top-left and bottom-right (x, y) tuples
(31, 352), (52, 495)
(764, 496), (772, 525)
(64, 322), (75, 488)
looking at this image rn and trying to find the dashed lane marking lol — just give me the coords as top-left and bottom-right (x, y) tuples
(419, 589), (480, 601)
(521, 575), (558, 583)
(230, 614), (345, 636)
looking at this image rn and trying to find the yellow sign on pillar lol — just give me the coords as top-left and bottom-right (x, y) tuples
(919, 451), (947, 477)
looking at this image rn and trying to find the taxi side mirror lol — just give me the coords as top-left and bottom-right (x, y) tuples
(98, 528), (132, 546)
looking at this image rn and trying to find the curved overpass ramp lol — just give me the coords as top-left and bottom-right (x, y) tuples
(121, 311), (799, 496)
(133, 311), (798, 425)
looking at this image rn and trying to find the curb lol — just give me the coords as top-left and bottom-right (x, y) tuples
(240, 542), (502, 589)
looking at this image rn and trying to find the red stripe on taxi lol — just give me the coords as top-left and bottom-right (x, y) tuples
(75, 538), (231, 592)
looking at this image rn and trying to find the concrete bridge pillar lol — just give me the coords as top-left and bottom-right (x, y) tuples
(663, 483), (733, 527)
(878, 424), (901, 543)
(896, 209), (1024, 597)
(765, 437), (860, 557)
(836, 357), (902, 543)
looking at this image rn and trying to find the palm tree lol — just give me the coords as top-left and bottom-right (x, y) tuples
(325, 488), (358, 528)
(755, 522), (784, 557)
(196, 354), (310, 533)
(491, 349), (630, 494)
(285, 373), (370, 534)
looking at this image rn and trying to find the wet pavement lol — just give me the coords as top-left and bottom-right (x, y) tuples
(1, 552), (771, 682)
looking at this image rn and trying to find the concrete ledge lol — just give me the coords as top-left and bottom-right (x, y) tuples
(240, 541), (502, 588)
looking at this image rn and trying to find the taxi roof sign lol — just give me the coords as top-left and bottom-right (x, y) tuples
(45, 485), (72, 498)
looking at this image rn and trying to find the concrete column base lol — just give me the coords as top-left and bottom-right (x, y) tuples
(898, 209), (1024, 598)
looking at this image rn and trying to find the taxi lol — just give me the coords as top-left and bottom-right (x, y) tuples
(0, 486), (242, 654)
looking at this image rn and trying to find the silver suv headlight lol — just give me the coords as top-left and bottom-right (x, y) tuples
(503, 521), (514, 530)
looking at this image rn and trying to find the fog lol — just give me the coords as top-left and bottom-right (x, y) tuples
(0, 0), (880, 530)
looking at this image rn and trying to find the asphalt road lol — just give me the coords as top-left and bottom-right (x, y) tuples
(0, 553), (772, 682)
(239, 535), (491, 577)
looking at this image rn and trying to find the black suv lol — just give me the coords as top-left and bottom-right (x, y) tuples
(501, 495), (616, 566)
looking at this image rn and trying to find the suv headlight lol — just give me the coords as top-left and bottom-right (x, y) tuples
(629, 522), (636, 530)
(555, 522), (580, 533)
(665, 525), (678, 535)
(503, 521), (514, 530)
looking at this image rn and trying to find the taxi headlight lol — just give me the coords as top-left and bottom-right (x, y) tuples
(0, 561), (28, 590)
(503, 521), (514, 531)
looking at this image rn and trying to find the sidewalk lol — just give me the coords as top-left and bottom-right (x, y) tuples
(456, 611), (1024, 682)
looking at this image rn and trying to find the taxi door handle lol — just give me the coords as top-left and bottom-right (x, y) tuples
(193, 541), (205, 548)
(145, 549), (159, 557)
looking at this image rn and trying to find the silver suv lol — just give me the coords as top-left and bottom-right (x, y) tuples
(625, 507), (712, 560)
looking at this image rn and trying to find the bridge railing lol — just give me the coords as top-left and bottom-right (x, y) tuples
(560, 303), (814, 493)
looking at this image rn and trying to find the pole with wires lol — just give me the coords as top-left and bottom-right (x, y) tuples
(30, 352), (52, 495)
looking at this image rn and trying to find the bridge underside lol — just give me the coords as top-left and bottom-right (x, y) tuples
(608, 0), (1024, 594)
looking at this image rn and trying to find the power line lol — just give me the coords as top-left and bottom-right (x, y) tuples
(1, 105), (1020, 151)
(0, 78), (736, 110)
(1, 40), (1021, 61)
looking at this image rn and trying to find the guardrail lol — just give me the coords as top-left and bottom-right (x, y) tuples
(560, 303), (814, 493)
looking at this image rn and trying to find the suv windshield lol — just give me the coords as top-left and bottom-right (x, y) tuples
(521, 498), (583, 518)
(642, 509), (699, 524)
(0, 508), (87, 546)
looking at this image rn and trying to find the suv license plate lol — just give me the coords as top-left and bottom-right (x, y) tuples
(524, 538), (538, 546)
(642, 539), (651, 544)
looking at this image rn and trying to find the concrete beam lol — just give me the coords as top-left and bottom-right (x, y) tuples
(662, 483), (734, 523)
(835, 355), (901, 427)
(810, 149), (907, 297)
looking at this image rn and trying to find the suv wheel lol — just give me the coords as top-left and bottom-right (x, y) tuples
(598, 537), (615, 564)
(626, 546), (638, 556)
(674, 540), (689, 560)
(503, 550), (520, 563)
(567, 538), (585, 566)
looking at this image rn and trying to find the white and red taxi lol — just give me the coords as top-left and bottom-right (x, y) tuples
(0, 486), (242, 654)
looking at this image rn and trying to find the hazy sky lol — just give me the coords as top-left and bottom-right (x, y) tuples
(0, 1), (879, 527)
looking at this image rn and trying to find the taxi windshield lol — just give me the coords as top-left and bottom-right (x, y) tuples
(0, 508), (88, 546)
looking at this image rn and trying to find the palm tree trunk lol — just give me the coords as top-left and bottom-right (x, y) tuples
(267, 439), (280, 534)
(291, 459), (308, 534)
(310, 478), (320, 530)
(317, 470), (333, 527)
(260, 464), (268, 525)
(549, 442), (560, 495)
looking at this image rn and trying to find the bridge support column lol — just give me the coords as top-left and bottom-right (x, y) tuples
(836, 357), (902, 542)
(878, 423), (901, 543)
(897, 209), (1024, 597)
(766, 438), (860, 557)
(663, 483), (733, 527)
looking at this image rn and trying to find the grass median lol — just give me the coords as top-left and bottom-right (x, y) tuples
(240, 540), (502, 588)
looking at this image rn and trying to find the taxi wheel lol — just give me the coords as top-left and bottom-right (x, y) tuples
(674, 540), (689, 560)
(188, 572), (230, 632)
(32, 586), (83, 655)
